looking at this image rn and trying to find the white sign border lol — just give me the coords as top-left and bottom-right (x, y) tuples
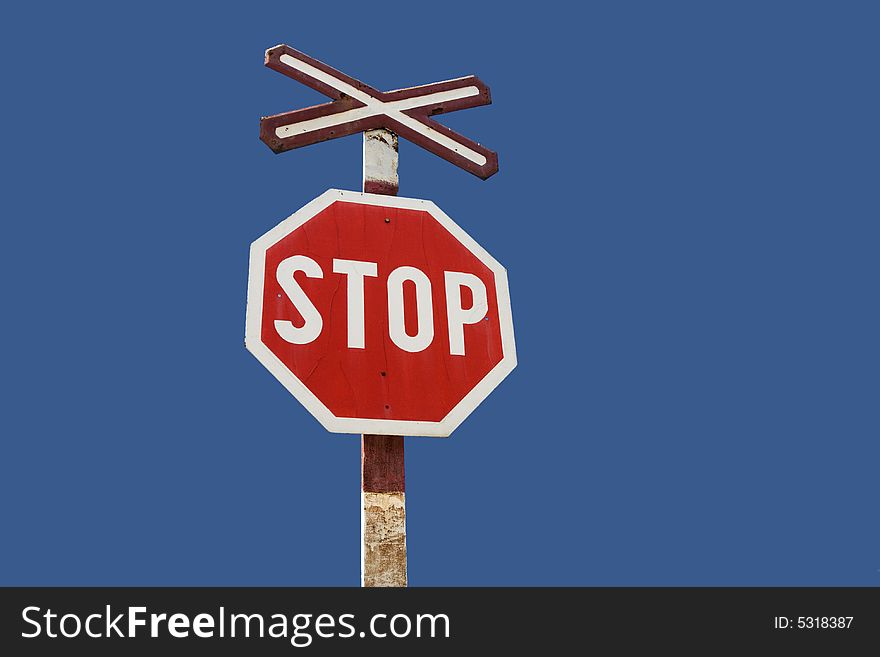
(245, 189), (517, 438)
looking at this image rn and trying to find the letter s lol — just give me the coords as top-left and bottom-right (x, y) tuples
(274, 255), (324, 345)
(22, 607), (41, 638)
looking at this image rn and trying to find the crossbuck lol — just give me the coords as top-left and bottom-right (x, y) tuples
(260, 45), (498, 179)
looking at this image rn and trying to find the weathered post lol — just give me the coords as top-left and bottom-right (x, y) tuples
(361, 128), (407, 587)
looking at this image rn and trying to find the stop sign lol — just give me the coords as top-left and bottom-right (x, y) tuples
(245, 189), (516, 437)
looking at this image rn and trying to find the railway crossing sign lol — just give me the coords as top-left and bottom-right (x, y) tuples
(259, 45), (499, 179)
(251, 44), (512, 586)
(245, 190), (516, 437)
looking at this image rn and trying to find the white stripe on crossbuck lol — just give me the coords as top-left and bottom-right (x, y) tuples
(276, 54), (487, 166)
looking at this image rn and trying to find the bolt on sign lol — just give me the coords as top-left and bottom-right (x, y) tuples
(246, 190), (516, 437)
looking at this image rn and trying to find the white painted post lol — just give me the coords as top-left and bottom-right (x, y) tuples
(363, 128), (399, 195)
(361, 128), (407, 587)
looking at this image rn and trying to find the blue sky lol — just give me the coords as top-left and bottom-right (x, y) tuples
(1, 2), (878, 585)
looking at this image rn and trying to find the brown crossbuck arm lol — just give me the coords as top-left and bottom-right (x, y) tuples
(259, 45), (499, 179)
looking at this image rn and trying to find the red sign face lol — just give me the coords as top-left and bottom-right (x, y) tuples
(246, 190), (516, 437)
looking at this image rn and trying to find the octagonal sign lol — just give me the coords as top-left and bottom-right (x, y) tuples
(245, 189), (516, 437)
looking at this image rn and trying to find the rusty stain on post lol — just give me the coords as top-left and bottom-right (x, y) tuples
(362, 130), (406, 587)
